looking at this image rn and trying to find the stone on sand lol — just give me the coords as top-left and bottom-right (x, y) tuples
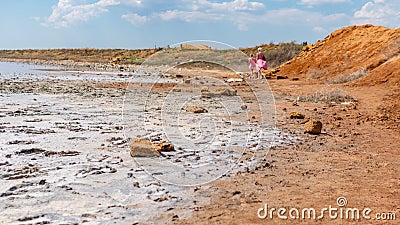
(304, 120), (323, 134)
(130, 138), (160, 157)
(153, 142), (175, 152)
(289, 111), (305, 119)
(185, 106), (207, 113)
(201, 88), (237, 98)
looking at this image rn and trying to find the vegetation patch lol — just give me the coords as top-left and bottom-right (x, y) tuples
(327, 67), (368, 84)
(299, 88), (356, 103)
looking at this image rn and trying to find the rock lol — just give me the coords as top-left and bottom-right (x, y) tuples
(200, 87), (209, 93)
(302, 44), (313, 51)
(16, 148), (46, 155)
(264, 68), (280, 77)
(185, 106), (207, 113)
(301, 118), (310, 124)
(232, 190), (241, 196)
(214, 88), (236, 96)
(112, 57), (121, 63)
(153, 142), (175, 152)
(289, 111), (305, 119)
(227, 78), (243, 83)
(172, 215), (179, 221)
(276, 75), (288, 80)
(304, 120), (323, 134)
(201, 88), (237, 97)
(130, 138), (160, 157)
(292, 97), (300, 106)
(241, 105), (247, 110)
(154, 194), (169, 202)
(38, 179), (46, 185)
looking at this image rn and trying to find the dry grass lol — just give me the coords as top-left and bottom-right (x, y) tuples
(241, 42), (303, 68)
(306, 68), (330, 79)
(264, 42), (303, 68)
(299, 88), (356, 103)
(327, 67), (368, 84)
(0, 48), (160, 64)
(144, 48), (249, 71)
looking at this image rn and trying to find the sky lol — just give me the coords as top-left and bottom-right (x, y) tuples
(0, 0), (399, 49)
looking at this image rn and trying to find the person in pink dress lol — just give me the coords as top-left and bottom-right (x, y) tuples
(248, 54), (257, 78)
(256, 47), (268, 79)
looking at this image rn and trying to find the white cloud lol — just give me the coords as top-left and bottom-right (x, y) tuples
(353, 0), (400, 28)
(194, 0), (265, 12)
(41, 0), (157, 28)
(122, 13), (147, 25)
(42, 0), (119, 28)
(40, 0), (353, 33)
(246, 9), (334, 25)
(121, 0), (142, 6)
(158, 10), (222, 22)
(323, 13), (349, 22)
(157, 0), (265, 29)
(156, 6), (348, 32)
(313, 26), (327, 33)
(299, 0), (351, 5)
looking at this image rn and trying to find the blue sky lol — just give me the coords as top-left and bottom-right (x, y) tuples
(0, 0), (399, 49)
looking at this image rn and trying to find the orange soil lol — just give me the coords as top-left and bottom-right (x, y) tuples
(176, 25), (400, 225)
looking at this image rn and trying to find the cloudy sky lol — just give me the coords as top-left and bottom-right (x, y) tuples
(0, 0), (399, 49)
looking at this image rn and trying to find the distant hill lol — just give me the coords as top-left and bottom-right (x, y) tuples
(177, 44), (211, 50)
(0, 42), (302, 67)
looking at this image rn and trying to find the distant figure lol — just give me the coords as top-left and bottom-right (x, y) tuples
(248, 54), (257, 78)
(256, 47), (268, 79)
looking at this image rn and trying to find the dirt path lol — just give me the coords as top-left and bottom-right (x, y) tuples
(177, 78), (400, 224)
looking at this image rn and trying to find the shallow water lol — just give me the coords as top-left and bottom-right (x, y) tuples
(0, 92), (198, 224)
(0, 61), (175, 83)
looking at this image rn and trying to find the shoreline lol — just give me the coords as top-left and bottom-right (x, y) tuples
(0, 57), (140, 72)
